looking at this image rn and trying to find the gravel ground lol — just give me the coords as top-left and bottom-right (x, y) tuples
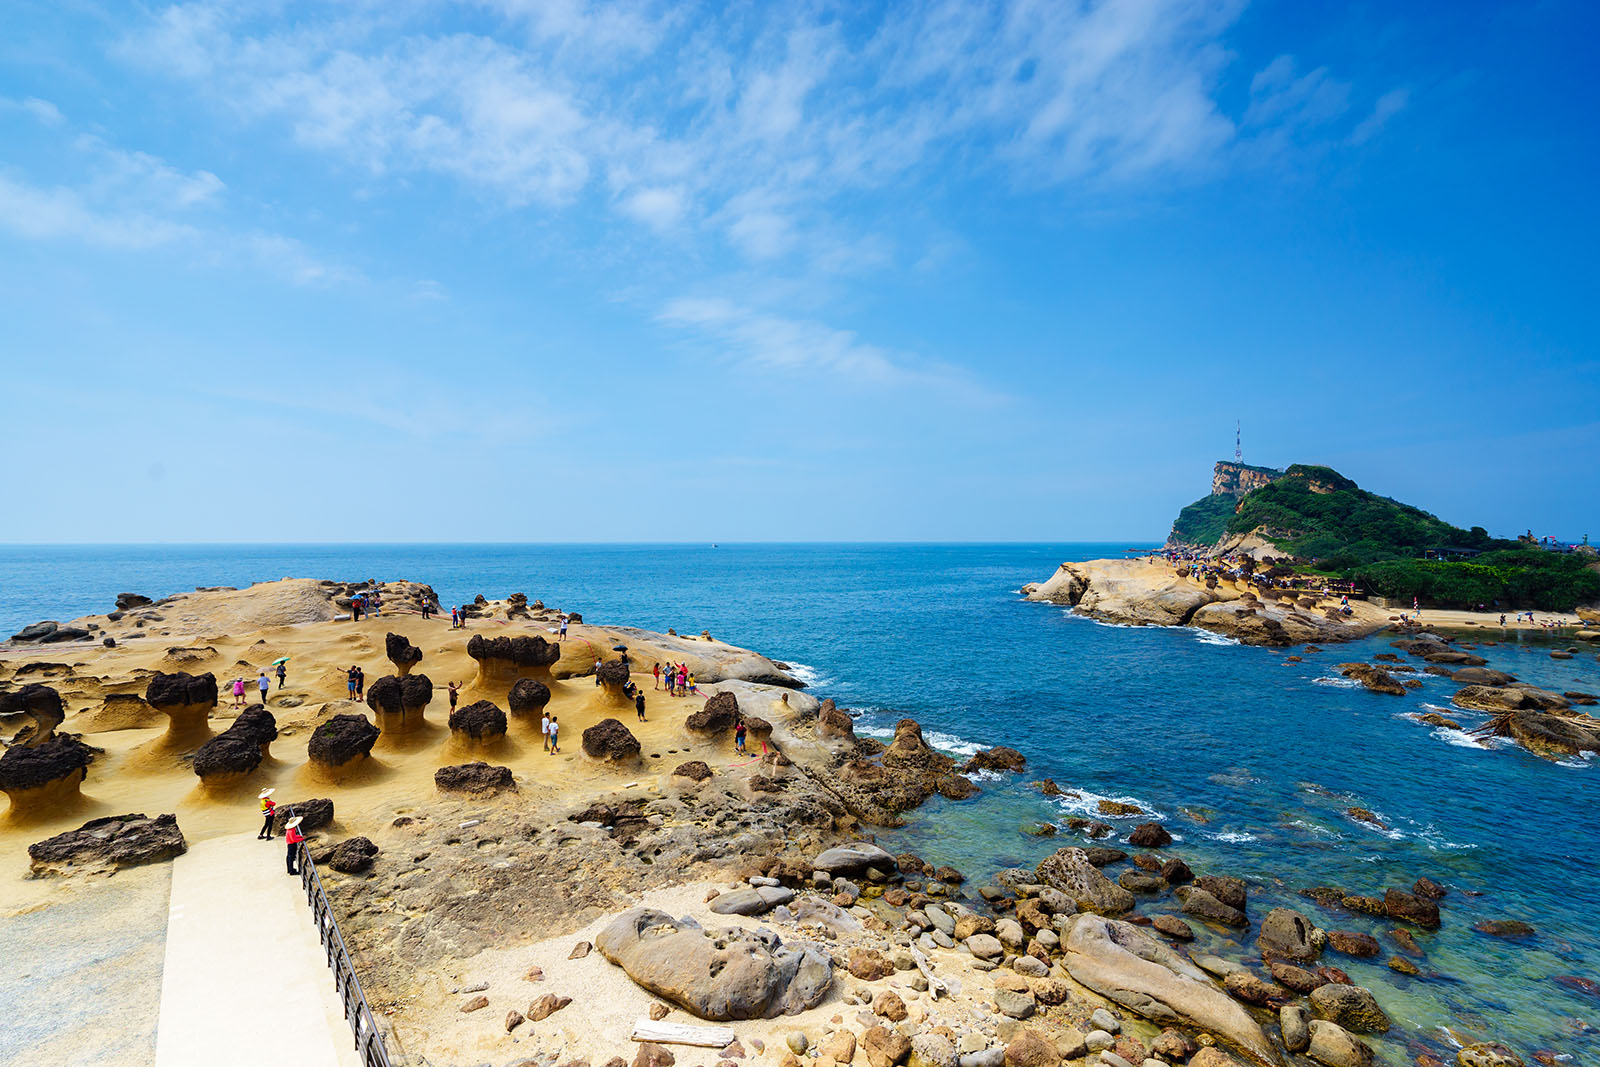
(0, 863), (172, 1066)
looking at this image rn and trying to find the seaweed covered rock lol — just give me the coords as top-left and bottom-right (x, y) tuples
(144, 671), (219, 748)
(687, 691), (740, 733)
(385, 632), (424, 675)
(308, 714), (379, 770)
(0, 683), (66, 746)
(0, 734), (96, 815)
(508, 678), (552, 715)
(467, 634), (561, 685)
(449, 700), (508, 742)
(28, 813), (186, 876)
(583, 718), (642, 762)
(365, 673), (433, 734)
(435, 762), (515, 793)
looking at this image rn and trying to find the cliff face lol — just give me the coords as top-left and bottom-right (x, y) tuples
(1211, 461), (1284, 500)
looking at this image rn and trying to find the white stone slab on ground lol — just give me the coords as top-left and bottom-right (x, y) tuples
(154, 834), (363, 1067)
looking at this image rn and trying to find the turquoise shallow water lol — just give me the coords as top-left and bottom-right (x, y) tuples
(2, 543), (1597, 1060)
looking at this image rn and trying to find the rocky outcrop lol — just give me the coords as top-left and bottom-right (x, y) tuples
(115, 592), (153, 610)
(1025, 560), (1217, 626)
(687, 691), (741, 734)
(144, 671), (218, 748)
(816, 699), (856, 742)
(508, 678), (552, 716)
(1035, 847), (1136, 915)
(10, 621), (92, 643)
(1452, 686), (1569, 713)
(27, 812), (186, 875)
(962, 746), (1026, 774)
(271, 797), (334, 834)
(1191, 602), (1366, 647)
(466, 634), (560, 686)
(0, 734), (96, 815)
(1060, 913), (1280, 1066)
(1336, 664), (1406, 696)
(308, 714), (380, 771)
(449, 700), (508, 743)
(385, 632), (423, 675)
(583, 718), (641, 762)
(365, 674), (433, 734)
(594, 907), (832, 1020)
(1492, 713), (1600, 758)
(192, 707), (277, 785)
(0, 683), (65, 746)
(320, 836), (379, 874)
(435, 762), (515, 793)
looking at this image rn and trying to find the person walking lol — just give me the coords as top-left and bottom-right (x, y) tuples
(275, 661), (287, 689)
(594, 658), (602, 686)
(257, 789), (276, 840)
(652, 662), (661, 690)
(231, 676), (246, 708)
(284, 816), (305, 876)
(547, 715), (560, 753)
(448, 681), (460, 713)
(541, 711), (551, 751)
(354, 666), (365, 701)
(257, 671), (270, 706)
(635, 691), (646, 722)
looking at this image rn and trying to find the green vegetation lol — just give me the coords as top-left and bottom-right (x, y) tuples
(1169, 493), (1237, 547)
(1354, 550), (1600, 612)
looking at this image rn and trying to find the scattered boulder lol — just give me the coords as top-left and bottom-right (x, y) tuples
(1175, 886), (1246, 927)
(583, 718), (641, 762)
(271, 798), (333, 835)
(308, 714), (379, 771)
(1257, 907), (1321, 963)
(1325, 931), (1380, 958)
(1306, 1021), (1372, 1067)
(1336, 664), (1406, 696)
(671, 760), (712, 782)
(962, 746), (1026, 774)
(1457, 1044), (1525, 1067)
(434, 762), (515, 793)
(594, 907), (832, 1020)
(321, 836), (378, 874)
(466, 634), (561, 685)
(508, 678), (552, 716)
(28, 812), (186, 875)
(1384, 889), (1440, 928)
(1280, 1005), (1311, 1053)
(1035, 847), (1135, 915)
(449, 700), (507, 743)
(115, 593), (152, 610)
(365, 674), (434, 734)
(384, 632), (423, 675)
(1128, 822), (1172, 848)
(1309, 983), (1390, 1033)
(813, 843), (897, 877)
(1473, 919), (1534, 939)
(687, 691), (741, 733)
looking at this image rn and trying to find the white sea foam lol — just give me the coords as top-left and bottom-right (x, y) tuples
(785, 661), (831, 688)
(965, 768), (1006, 784)
(1049, 787), (1166, 822)
(1207, 830), (1258, 844)
(1431, 726), (1493, 750)
(1192, 631), (1242, 647)
(1312, 676), (1361, 689)
(923, 730), (986, 759)
(1554, 751), (1597, 770)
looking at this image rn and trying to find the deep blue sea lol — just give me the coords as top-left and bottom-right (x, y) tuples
(3, 543), (1597, 1058)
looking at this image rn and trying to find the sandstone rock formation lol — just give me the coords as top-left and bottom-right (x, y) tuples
(0, 682), (65, 746)
(1035, 847), (1136, 915)
(308, 714), (380, 772)
(365, 674), (434, 734)
(385, 632), (424, 675)
(435, 762), (515, 793)
(191, 706), (278, 786)
(687, 691), (741, 733)
(0, 734), (96, 816)
(28, 812), (186, 876)
(963, 746), (1026, 773)
(1337, 664), (1406, 696)
(144, 671), (219, 749)
(507, 678), (552, 716)
(466, 634), (561, 686)
(595, 658), (633, 703)
(271, 797), (334, 835)
(816, 699), (856, 742)
(595, 907), (832, 1020)
(583, 718), (642, 762)
(449, 700), (508, 743)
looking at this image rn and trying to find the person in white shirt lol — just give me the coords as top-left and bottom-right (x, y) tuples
(541, 712), (551, 752)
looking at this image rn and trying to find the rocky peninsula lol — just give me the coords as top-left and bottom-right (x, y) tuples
(0, 578), (1558, 1067)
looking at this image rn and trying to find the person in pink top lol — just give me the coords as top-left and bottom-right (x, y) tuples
(231, 677), (246, 707)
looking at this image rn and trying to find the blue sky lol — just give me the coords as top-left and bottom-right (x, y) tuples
(1, 1), (1595, 543)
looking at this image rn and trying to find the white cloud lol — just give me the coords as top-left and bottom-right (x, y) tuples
(0, 96), (65, 125)
(1350, 88), (1410, 146)
(1245, 55), (1351, 130)
(0, 171), (196, 247)
(617, 185), (685, 231)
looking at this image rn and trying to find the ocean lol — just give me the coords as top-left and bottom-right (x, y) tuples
(3, 542), (1597, 1057)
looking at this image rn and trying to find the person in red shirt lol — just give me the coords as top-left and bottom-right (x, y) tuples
(257, 788), (276, 840)
(285, 816), (305, 875)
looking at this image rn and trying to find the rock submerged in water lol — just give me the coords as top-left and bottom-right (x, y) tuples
(594, 907), (832, 1020)
(28, 812), (186, 875)
(1336, 664), (1406, 696)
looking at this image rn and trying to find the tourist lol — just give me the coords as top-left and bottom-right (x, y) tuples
(635, 691), (646, 722)
(257, 789), (276, 840)
(420, 597), (431, 621)
(541, 711), (551, 751)
(558, 614), (568, 641)
(352, 594), (363, 622)
(275, 660), (287, 689)
(231, 676), (246, 708)
(257, 670), (270, 705)
(594, 658), (602, 686)
(447, 681), (460, 713)
(547, 715), (560, 753)
(1500, 614), (1507, 626)
(347, 666), (358, 701)
(735, 718), (747, 754)
(284, 816), (305, 875)
(687, 671), (698, 696)
(652, 662), (661, 690)
(354, 666), (365, 701)
(450, 606), (460, 629)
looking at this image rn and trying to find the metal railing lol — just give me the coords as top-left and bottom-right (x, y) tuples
(297, 841), (396, 1067)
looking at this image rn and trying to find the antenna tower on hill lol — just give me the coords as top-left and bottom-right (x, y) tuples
(1235, 420), (1242, 463)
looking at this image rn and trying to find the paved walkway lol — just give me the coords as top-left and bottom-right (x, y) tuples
(155, 835), (363, 1067)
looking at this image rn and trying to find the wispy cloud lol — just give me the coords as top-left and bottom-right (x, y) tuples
(1350, 88), (1410, 145)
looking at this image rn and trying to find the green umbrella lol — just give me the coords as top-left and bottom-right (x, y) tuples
(271, 656), (290, 666)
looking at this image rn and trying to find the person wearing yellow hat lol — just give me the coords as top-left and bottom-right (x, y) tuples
(284, 816), (305, 876)
(256, 788), (277, 840)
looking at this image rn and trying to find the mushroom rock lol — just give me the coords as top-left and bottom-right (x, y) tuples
(687, 691), (741, 733)
(308, 714), (380, 772)
(271, 797), (334, 834)
(0, 683), (65, 746)
(435, 762), (515, 793)
(582, 718), (642, 762)
(365, 674), (434, 734)
(191, 706), (279, 787)
(28, 813), (186, 876)
(816, 699), (857, 742)
(385, 632), (424, 676)
(744, 715), (773, 740)
(507, 678), (552, 716)
(0, 734), (96, 817)
(143, 671), (219, 749)
(595, 658), (633, 701)
(231, 706), (279, 752)
(449, 700), (508, 743)
(466, 634), (561, 685)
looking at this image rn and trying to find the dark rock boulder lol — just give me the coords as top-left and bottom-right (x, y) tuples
(1337, 664), (1407, 696)
(1129, 822), (1173, 848)
(1452, 667), (1515, 687)
(1257, 907), (1322, 962)
(816, 699), (856, 741)
(1325, 931), (1380, 957)
(1384, 889), (1441, 928)
(308, 714), (379, 768)
(191, 732), (264, 780)
(583, 718), (641, 762)
(0, 734), (96, 799)
(385, 632), (423, 675)
(10, 621), (59, 642)
(272, 798), (333, 834)
(28, 812), (186, 875)
(1196, 874), (1248, 911)
(365, 674), (433, 733)
(596, 658), (632, 688)
(145, 671), (219, 710)
(449, 700), (508, 742)
(230, 706), (279, 748)
(321, 836), (379, 874)
(671, 760), (713, 781)
(962, 746), (1027, 774)
(435, 762), (515, 793)
(467, 634), (560, 683)
(0, 683), (65, 745)
(687, 691), (741, 733)
(115, 593), (152, 610)
(508, 678), (552, 715)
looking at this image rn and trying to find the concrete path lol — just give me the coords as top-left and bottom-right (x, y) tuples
(154, 835), (363, 1067)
